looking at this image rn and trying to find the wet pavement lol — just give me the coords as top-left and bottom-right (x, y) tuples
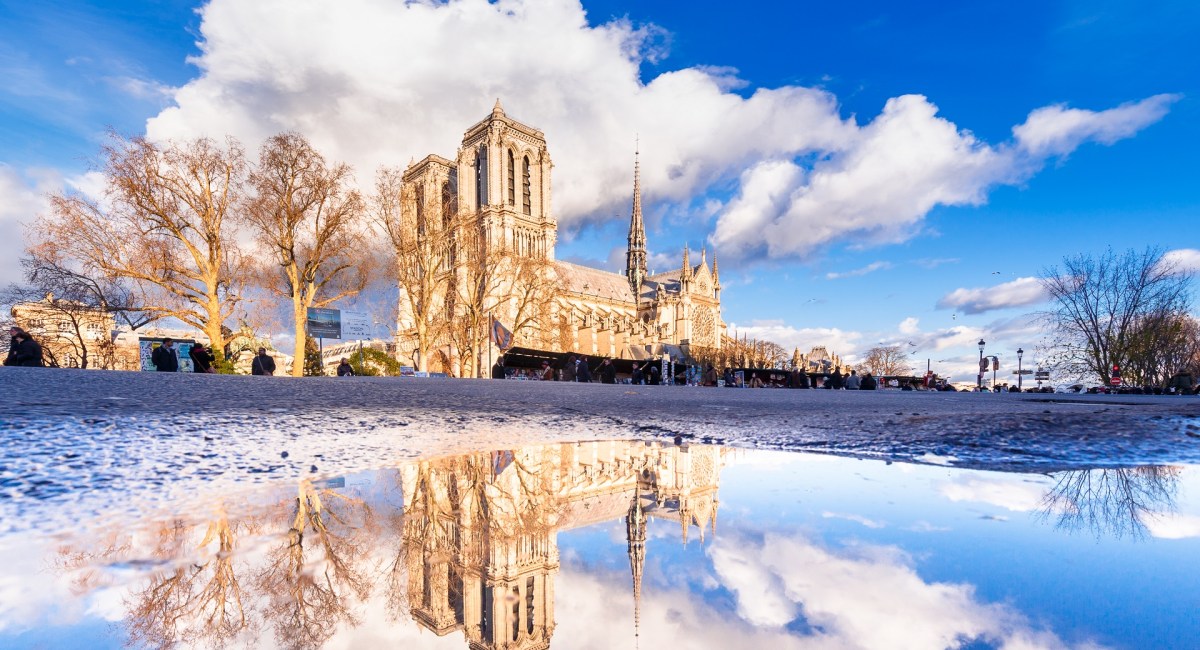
(2, 440), (1198, 649)
(3, 369), (1200, 648)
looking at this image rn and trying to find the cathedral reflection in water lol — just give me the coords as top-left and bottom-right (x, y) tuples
(400, 440), (726, 649)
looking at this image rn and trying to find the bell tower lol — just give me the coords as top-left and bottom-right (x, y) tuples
(456, 100), (557, 260)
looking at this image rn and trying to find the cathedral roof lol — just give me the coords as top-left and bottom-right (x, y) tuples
(553, 261), (637, 303)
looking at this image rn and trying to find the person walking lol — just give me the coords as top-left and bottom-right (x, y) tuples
(599, 358), (617, 384)
(336, 358), (355, 377)
(4, 328), (45, 367)
(491, 356), (506, 379)
(704, 364), (718, 387)
(189, 343), (216, 373)
(540, 361), (554, 381)
(845, 369), (861, 390)
(151, 338), (179, 372)
(797, 369), (810, 389)
(561, 355), (577, 382)
(648, 362), (661, 385)
(251, 347), (276, 376)
(829, 369), (844, 389)
(577, 356), (592, 383)
(631, 362), (644, 385)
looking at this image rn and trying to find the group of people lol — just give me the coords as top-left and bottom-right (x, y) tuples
(698, 365), (882, 390)
(491, 355), (621, 383)
(147, 338), (280, 376)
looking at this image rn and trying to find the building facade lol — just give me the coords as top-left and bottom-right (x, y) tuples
(398, 101), (726, 373)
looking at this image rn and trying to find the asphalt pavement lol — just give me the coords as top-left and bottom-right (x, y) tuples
(2, 367), (1199, 535)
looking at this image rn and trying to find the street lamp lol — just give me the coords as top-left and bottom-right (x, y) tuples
(977, 339), (986, 391)
(1017, 348), (1024, 392)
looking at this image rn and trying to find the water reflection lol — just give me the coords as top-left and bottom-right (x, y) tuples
(52, 440), (724, 649)
(1039, 466), (1181, 539)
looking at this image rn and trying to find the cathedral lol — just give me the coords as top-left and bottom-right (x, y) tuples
(399, 101), (725, 372)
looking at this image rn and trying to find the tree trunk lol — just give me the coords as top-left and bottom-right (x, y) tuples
(292, 297), (307, 377)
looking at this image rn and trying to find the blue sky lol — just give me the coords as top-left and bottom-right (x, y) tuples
(1, 0), (1197, 382)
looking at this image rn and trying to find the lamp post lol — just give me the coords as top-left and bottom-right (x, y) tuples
(977, 339), (986, 391)
(1017, 348), (1024, 392)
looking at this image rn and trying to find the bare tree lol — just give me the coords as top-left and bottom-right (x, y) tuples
(446, 230), (511, 378)
(2, 254), (151, 369)
(246, 133), (369, 377)
(508, 255), (558, 350)
(1041, 247), (1194, 385)
(858, 344), (912, 376)
(1039, 466), (1180, 539)
(35, 134), (249, 363)
(374, 167), (456, 373)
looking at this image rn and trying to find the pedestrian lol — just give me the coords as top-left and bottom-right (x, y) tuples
(599, 358), (617, 384)
(861, 372), (878, 390)
(337, 357), (355, 377)
(704, 363), (718, 387)
(631, 363), (644, 385)
(797, 369), (810, 388)
(251, 347), (276, 376)
(491, 356), (506, 379)
(151, 338), (179, 372)
(561, 355), (577, 382)
(4, 328), (45, 367)
(577, 356), (592, 383)
(723, 367), (735, 387)
(189, 343), (216, 373)
(648, 362), (661, 385)
(829, 369), (844, 389)
(541, 360), (554, 381)
(845, 369), (861, 390)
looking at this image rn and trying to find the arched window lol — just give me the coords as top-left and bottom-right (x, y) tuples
(475, 146), (488, 209)
(507, 149), (515, 205)
(522, 156), (532, 215)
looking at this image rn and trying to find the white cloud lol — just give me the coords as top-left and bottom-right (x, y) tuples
(1161, 248), (1200, 275)
(1144, 513), (1200, 540)
(898, 317), (920, 336)
(821, 511), (886, 528)
(1013, 94), (1179, 158)
(937, 277), (1050, 314)
(940, 477), (1049, 513)
(825, 261), (891, 280)
(0, 165), (62, 285)
(729, 321), (863, 355)
(137, 0), (1172, 267)
(707, 533), (1103, 649)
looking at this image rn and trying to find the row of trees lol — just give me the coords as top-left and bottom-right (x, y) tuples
(14, 131), (557, 377)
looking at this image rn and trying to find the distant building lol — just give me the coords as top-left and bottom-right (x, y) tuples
(10, 293), (119, 369)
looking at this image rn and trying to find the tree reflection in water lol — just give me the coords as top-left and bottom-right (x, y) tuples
(254, 480), (377, 650)
(1039, 466), (1181, 539)
(49, 441), (724, 650)
(125, 509), (259, 649)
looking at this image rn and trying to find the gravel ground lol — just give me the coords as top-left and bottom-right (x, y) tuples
(3, 367), (1198, 536)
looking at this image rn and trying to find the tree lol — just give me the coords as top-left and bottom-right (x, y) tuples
(374, 167), (457, 373)
(246, 133), (370, 377)
(1041, 247), (1194, 385)
(1122, 312), (1200, 386)
(35, 134), (248, 364)
(349, 347), (401, 376)
(859, 344), (912, 376)
(303, 336), (324, 376)
(2, 254), (151, 369)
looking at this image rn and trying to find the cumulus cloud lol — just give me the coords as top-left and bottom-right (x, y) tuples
(137, 0), (1173, 266)
(0, 165), (63, 285)
(707, 533), (1101, 649)
(1144, 513), (1200, 540)
(1013, 94), (1179, 158)
(940, 476), (1049, 513)
(1161, 248), (1200, 275)
(825, 261), (891, 280)
(937, 276), (1050, 314)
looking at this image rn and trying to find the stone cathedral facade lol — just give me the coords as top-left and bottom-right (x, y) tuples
(399, 101), (726, 370)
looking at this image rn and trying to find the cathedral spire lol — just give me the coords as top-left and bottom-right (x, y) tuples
(625, 143), (647, 295)
(712, 252), (719, 283)
(492, 97), (505, 117)
(681, 245), (692, 282)
(627, 490), (647, 643)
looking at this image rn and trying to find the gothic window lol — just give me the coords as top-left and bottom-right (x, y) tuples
(522, 155), (532, 215)
(441, 179), (457, 221)
(475, 146), (488, 209)
(415, 186), (425, 236)
(694, 307), (715, 347)
(507, 149), (515, 205)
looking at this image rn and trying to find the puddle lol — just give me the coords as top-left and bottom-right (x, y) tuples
(2, 439), (1198, 649)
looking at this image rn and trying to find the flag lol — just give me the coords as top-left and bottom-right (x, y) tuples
(490, 316), (514, 351)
